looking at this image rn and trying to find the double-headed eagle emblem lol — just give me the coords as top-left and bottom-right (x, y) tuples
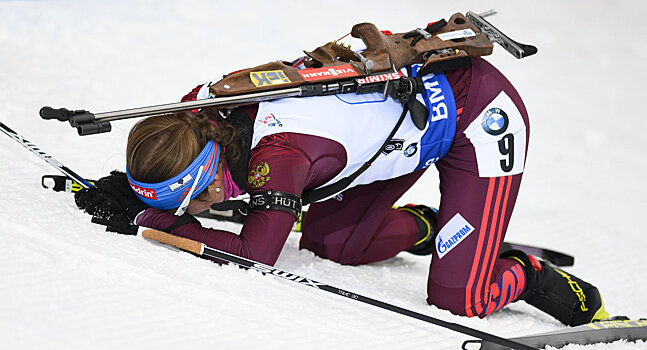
(248, 161), (271, 187)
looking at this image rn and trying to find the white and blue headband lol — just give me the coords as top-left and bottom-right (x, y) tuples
(126, 140), (221, 213)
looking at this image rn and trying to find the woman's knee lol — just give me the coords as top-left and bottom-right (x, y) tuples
(427, 279), (492, 318)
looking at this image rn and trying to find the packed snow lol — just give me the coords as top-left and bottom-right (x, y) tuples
(1, 1), (646, 349)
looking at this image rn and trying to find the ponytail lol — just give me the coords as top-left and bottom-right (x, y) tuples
(126, 108), (242, 184)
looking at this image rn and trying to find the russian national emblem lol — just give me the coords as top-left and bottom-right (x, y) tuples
(248, 161), (270, 187)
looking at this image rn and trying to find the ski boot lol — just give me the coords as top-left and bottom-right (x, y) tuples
(396, 204), (438, 256)
(502, 249), (609, 326)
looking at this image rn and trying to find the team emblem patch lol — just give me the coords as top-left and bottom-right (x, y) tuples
(248, 162), (271, 188)
(481, 108), (509, 136)
(258, 113), (283, 127)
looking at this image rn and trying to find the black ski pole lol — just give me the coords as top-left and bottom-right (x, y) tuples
(142, 228), (537, 350)
(0, 120), (94, 188)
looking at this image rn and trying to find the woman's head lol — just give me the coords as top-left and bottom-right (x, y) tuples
(126, 110), (241, 212)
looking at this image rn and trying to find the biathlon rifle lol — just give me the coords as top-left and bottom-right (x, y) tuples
(40, 10), (536, 135)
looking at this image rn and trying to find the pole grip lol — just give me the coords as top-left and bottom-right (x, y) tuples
(142, 229), (204, 255)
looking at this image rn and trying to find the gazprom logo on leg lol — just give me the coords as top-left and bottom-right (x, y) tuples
(435, 213), (475, 259)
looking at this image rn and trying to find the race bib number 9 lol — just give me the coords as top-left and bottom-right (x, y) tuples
(464, 91), (526, 177)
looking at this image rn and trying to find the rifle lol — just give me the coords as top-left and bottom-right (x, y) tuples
(40, 10), (536, 135)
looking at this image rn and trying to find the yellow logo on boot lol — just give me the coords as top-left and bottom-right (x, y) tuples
(554, 269), (588, 311)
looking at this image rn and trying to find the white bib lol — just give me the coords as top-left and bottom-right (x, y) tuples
(253, 66), (457, 202)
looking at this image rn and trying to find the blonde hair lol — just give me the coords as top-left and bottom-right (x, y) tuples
(126, 109), (241, 184)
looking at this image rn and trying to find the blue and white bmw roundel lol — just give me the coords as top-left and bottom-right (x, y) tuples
(482, 107), (509, 136)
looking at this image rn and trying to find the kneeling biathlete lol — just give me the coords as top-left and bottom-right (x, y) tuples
(76, 56), (608, 326)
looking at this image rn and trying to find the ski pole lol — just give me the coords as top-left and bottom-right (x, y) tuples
(142, 228), (537, 350)
(0, 120), (94, 188)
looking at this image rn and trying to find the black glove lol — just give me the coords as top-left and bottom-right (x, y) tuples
(75, 171), (148, 235)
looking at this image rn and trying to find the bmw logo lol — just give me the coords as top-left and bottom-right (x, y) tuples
(482, 108), (509, 136)
(404, 143), (418, 157)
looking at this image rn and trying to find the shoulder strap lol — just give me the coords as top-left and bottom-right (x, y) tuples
(225, 107), (253, 192)
(301, 66), (428, 204)
(300, 104), (409, 204)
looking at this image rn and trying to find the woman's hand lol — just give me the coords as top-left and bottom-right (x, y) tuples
(75, 171), (149, 234)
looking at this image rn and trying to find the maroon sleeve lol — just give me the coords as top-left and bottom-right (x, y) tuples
(444, 64), (471, 116)
(236, 132), (348, 264)
(136, 132), (346, 266)
(135, 205), (295, 266)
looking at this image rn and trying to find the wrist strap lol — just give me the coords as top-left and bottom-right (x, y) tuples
(209, 191), (302, 220)
(248, 190), (302, 219)
(164, 213), (200, 232)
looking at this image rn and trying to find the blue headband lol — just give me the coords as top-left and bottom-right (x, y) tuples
(126, 140), (221, 210)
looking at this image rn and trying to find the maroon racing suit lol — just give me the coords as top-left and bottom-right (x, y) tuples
(136, 57), (530, 318)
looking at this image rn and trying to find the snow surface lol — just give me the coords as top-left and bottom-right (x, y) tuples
(1, 1), (646, 349)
